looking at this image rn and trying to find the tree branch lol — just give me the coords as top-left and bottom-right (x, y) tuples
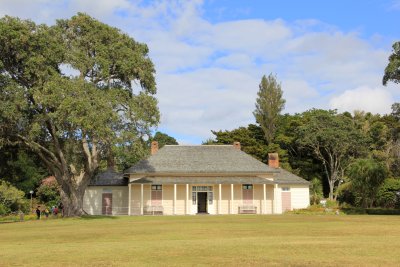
(16, 134), (61, 168)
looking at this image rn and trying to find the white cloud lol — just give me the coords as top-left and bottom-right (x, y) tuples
(330, 86), (393, 114)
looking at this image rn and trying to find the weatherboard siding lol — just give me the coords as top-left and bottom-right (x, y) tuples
(290, 185), (310, 210)
(83, 186), (128, 215)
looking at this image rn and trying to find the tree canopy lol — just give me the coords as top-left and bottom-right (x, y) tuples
(253, 74), (285, 144)
(347, 158), (387, 208)
(0, 14), (159, 216)
(383, 41), (400, 85)
(152, 131), (178, 148)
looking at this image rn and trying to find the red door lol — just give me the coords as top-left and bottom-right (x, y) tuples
(102, 193), (112, 215)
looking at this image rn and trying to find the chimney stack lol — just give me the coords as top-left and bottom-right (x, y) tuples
(233, 141), (241, 150)
(268, 153), (279, 168)
(151, 141), (159, 155)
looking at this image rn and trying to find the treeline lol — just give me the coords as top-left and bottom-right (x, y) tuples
(206, 107), (400, 208)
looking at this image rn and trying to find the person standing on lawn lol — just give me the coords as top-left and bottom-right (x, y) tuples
(35, 207), (41, 220)
(44, 208), (49, 219)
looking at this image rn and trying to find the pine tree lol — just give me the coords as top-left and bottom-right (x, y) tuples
(253, 74), (285, 144)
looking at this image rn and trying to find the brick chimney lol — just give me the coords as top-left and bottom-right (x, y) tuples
(268, 153), (279, 168)
(151, 141), (159, 155)
(233, 141), (241, 150)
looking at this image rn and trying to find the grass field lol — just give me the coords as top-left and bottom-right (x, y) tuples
(1, 215), (400, 266)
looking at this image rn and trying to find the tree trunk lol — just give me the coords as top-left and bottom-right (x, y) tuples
(60, 189), (85, 217)
(57, 174), (90, 217)
(328, 180), (334, 200)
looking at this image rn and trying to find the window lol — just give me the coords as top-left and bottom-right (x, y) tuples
(282, 187), (290, 192)
(242, 184), (253, 190)
(151, 185), (162, 206)
(152, 185), (162, 191)
(192, 186), (212, 192)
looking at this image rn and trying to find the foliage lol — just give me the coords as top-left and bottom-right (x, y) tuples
(296, 109), (366, 200)
(209, 125), (266, 161)
(383, 41), (400, 85)
(253, 74), (285, 144)
(309, 178), (323, 204)
(151, 131), (178, 148)
(0, 146), (47, 194)
(347, 158), (387, 208)
(376, 178), (400, 208)
(36, 183), (61, 207)
(0, 180), (28, 215)
(0, 14), (159, 216)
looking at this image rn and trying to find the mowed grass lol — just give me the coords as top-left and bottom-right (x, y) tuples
(1, 215), (400, 267)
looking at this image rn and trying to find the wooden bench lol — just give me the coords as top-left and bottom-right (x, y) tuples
(238, 205), (257, 214)
(144, 206), (164, 215)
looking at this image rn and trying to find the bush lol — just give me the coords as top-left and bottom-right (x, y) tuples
(365, 208), (400, 215)
(0, 180), (27, 215)
(376, 179), (400, 208)
(36, 182), (60, 207)
(0, 203), (10, 215)
(325, 200), (339, 208)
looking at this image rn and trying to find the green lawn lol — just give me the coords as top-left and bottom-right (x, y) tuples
(1, 215), (400, 266)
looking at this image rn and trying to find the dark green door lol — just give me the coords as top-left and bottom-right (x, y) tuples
(197, 192), (207, 213)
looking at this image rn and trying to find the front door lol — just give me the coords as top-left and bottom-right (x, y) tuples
(197, 192), (208, 213)
(102, 193), (112, 215)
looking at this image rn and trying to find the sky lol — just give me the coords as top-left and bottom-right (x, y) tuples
(0, 0), (399, 144)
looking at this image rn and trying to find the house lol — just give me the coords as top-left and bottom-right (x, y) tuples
(83, 142), (310, 215)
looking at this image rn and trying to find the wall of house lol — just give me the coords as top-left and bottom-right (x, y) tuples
(163, 185), (174, 215)
(290, 185), (310, 209)
(83, 186), (128, 215)
(131, 184), (141, 215)
(175, 184), (187, 215)
(232, 184), (242, 214)
(219, 184), (231, 214)
(275, 184), (310, 214)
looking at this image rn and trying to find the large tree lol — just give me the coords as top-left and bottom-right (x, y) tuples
(0, 14), (159, 216)
(296, 109), (365, 200)
(253, 74), (285, 144)
(383, 41), (400, 85)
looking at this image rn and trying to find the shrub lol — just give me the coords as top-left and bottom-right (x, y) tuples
(376, 179), (400, 208)
(309, 178), (323, 205)
(36, 182), (60, 207)
(0, 180), (27, 215)
(365, 208), (400, 215)
(325, 199), (339, 208)
(0, 203), (10, 215)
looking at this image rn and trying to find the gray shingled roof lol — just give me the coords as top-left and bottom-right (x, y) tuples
(273, 168), (310, 185)
(130, 176), (276, 185)
(125, 145), (279, 174)
(89, 168), (128, 186)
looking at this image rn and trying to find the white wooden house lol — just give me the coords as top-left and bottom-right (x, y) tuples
(83, 142), (310, 215)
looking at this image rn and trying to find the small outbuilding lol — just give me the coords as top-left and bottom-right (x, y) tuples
(83, 142), (310, 215)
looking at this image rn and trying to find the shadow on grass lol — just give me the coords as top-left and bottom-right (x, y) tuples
(80, 215), (119, 220)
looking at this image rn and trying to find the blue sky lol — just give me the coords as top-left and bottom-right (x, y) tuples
(0, 0), (399, 144)
(203, 0), (398, 39)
